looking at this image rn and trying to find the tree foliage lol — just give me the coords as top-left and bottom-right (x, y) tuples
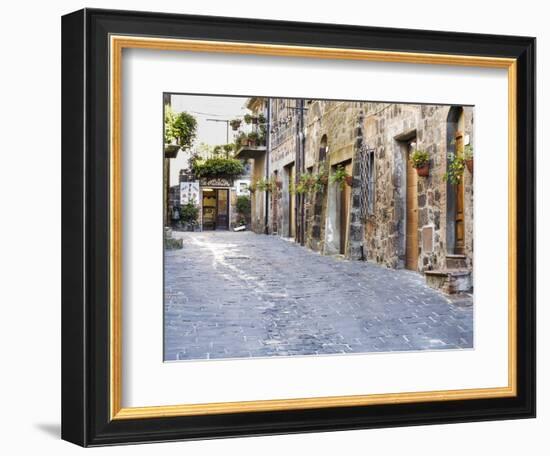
(164, 105), (198, 150)
(192, 157), (245, 179)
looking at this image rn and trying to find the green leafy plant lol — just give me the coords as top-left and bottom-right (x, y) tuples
(330, 165), (351, 189)
(289, 181), (296, 195)
(244, 113), (259, 124)
(223, 143), (235, 156)
(211, 143), (235, 158)
(409, 149), (430, 169)
(316, 163), (329, 186)
(296, 173), (322, 194)
(444, 152), (465, 184)
(235, 132), (248, 147)
(247, 131), (260, 146)
(236, 195), (251, 225)
(192, 157), (245, 179)
(212, 145), (224, 156)
(164, 105), (197, 150)
(463, 144), (474, 160)
(255, 177), (273, 192)
(229, 119), (242, 130)
(180, 202), (199, 225)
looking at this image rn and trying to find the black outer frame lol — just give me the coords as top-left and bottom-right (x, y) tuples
(61, 8), (536, 447)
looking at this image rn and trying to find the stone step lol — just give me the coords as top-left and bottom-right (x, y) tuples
(446, 254), (468, 269)
(425, 269), (472, 294)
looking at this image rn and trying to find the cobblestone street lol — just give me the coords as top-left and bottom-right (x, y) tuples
(164, 231), (473, 361)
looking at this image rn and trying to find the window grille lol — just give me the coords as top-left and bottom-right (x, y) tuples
(359, 145), (376, 220)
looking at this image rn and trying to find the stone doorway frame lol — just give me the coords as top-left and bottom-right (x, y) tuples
(394, 129), (418, 270)
(324, 159), (352, 256)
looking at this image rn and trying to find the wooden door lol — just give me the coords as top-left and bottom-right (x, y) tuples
(454, 114), (465, 254)
(406, 142), (419, 270)
(340, 162), (353, 254)
(215, 189), (229, 230)
(288, 164), (296, 238)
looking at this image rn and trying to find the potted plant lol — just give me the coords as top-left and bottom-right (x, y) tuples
(180, 202), (199, 231)
(295, 180), (308, 195)
(244, 113), (258, 125)
(464, 144), (474, 174)
(444, 152), (465, 184)
(255, 177), (273, 192)
(297, 173), (321, 195)
(317, 164), (329, 185)
(409, 149), (430, 177)
(330, 165), (352, 188)
(229, 119), (242, 131)
(247, 131), (260, 146)
(235, 132), (248, 147)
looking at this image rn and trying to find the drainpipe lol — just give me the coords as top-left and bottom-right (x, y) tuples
(264, 99), (271, 234)
(294, 100), (302, 245)
(298, 99), (306, 246)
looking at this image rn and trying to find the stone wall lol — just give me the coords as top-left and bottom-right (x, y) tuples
(268, 99), (300, 237)
(302, 101), (364, 254)
(253, 97), (474, 277)
(358, 103), (474, 272)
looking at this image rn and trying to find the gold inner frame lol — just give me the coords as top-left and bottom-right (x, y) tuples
(109, 35), (517, 420)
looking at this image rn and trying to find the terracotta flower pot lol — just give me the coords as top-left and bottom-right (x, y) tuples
(465, 159), (473, 174)
(416, 164), (430, 177)
(344, 175), (353, 186)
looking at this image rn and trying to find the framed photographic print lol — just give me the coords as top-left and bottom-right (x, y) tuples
(61, 8), (536, 447)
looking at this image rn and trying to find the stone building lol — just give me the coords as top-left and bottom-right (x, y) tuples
(234, 97), (270, 234)
(173, 166), (251, 231)
(246, 97), (474, 293)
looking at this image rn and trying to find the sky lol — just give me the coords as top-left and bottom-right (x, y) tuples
(169, 94), (251, 185)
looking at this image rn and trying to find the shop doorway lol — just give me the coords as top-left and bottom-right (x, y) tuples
(202, 189), (230, 230)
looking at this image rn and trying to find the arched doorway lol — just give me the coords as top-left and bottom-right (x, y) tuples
(446, 107), (465, 255)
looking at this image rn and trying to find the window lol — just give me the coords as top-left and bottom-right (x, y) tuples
(319, 134), (328, 162)
(366, 149), (375, 216)
(359, 145), (375, 219)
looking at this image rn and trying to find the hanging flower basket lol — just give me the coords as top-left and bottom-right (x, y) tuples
(344, 175), (354, 186)
(465, 159), (473, 174)
(230, 119), (241, 131)
(164, 144), (180, 158)
(416, 164), (430, 177)
(409, 149), (430, 177)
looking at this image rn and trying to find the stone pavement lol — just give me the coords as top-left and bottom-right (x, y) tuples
(164, 231), (473, 361)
